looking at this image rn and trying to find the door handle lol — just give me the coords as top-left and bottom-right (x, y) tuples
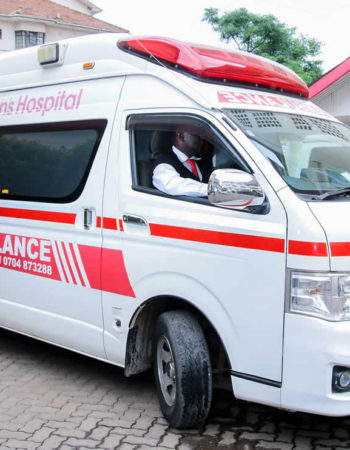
(84, 208), (94, 230)
(123, 214), (147, 226)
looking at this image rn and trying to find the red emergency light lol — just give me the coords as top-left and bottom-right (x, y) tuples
(118, 36), (309, 98)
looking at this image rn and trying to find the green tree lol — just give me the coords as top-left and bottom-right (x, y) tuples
(203, 8), (323, 85)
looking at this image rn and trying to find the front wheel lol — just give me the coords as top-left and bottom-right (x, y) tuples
(153, 310), (212, 429)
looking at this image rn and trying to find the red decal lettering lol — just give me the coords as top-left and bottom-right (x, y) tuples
(0, 233), (61, 280)
(0, 233), (134, 296)
(217, 89), (322, 113)
(217, 91), (235, 103)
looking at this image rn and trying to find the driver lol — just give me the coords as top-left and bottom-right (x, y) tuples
(152, 128), (213, 196)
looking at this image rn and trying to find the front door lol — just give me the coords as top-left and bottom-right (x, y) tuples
(103, 108), (287, 383)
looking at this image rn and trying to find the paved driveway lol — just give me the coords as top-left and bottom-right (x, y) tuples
(0, 328), (349, 450)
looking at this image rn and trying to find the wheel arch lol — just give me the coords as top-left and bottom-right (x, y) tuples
(124, 294), (232, 385)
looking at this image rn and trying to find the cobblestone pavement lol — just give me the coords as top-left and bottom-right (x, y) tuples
(0, 328), (349, 450)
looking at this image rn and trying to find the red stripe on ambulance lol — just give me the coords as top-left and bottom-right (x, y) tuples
(330, 242), (350, 257)
(103, 217), (118, 231)
(288, 240), (328, 257)
(101, 248), (135, 297)
(77, 245), (101, 290)
(78, 245), (135, 297)
(149, 223), (285, 253)
(148, 222), (331, 257)
(0, 207), (76, 224)
(62, 242), (78, 285)
(51, 241), (68, 283)
(69, 243), (86, 287)
(77, 244), (135, 297)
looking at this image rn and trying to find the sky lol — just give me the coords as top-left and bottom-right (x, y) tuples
(93, 0), (349, 74)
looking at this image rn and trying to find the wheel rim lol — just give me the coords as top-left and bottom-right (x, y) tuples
(156, 335), (176, 407)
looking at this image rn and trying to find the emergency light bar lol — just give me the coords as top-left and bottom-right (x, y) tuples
(118, 36), (309, 98)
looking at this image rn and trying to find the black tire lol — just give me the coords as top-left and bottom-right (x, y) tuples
(153, 310), (212, 429)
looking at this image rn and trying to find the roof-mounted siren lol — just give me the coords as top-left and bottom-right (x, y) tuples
(118, 36), (309, 98)
(37, 42), (68, 68)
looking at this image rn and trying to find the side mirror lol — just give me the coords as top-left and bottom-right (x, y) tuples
(208, 169), (266, 211)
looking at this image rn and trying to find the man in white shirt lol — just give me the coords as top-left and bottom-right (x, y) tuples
(152, 129), (213, 197)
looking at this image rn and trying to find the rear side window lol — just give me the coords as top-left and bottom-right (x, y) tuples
(0, 120), (107, 203)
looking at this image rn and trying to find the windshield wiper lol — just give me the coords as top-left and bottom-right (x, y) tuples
(314, 187), (350, 200)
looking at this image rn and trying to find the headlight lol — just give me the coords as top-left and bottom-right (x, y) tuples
(290, 272), (350, 321)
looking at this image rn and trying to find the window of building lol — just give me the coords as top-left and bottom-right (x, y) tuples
(0, 120), (107, 203)
(0, 30), (2, 39)
(15, 31), (45, 49)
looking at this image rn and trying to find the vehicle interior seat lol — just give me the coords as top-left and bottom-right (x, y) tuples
(137, 130), (174, 188)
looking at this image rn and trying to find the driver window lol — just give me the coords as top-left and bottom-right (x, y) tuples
(128, 114), (247, 200)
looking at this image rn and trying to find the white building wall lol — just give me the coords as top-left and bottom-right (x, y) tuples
(315, 76), (350, 117)
(312, 74), (350, 125)
(14, 21), (46, 33)
(0, 19), (100, 55)
(0, 20), (16, 52)
(45, 24), (95, 42)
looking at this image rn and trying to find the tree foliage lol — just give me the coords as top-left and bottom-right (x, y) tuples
(203, 8), (323, 85)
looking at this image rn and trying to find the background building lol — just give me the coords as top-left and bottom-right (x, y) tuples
(0, 0), (127, 52)
(309, 58), (350, 126)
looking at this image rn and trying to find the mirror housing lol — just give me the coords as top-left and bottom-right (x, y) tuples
(208, 169), (266, 211)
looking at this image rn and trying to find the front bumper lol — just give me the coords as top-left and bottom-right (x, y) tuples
(282, 313), (350, 416)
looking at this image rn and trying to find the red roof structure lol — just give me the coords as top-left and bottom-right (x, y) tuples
(309, 57), (350, 99)
(0, 0), (128, 33)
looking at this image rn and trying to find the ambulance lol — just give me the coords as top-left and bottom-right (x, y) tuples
(1, 33), (350, 429)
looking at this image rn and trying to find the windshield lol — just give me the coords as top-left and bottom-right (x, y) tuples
(226, 109), (350, 198)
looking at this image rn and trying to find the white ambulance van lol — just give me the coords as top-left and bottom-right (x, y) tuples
(1, 33), (350, 429)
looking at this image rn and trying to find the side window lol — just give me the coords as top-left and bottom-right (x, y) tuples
(127, 114), (248, 200)
(15, 31), (45, 49)
(0, 120), (107, 203)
